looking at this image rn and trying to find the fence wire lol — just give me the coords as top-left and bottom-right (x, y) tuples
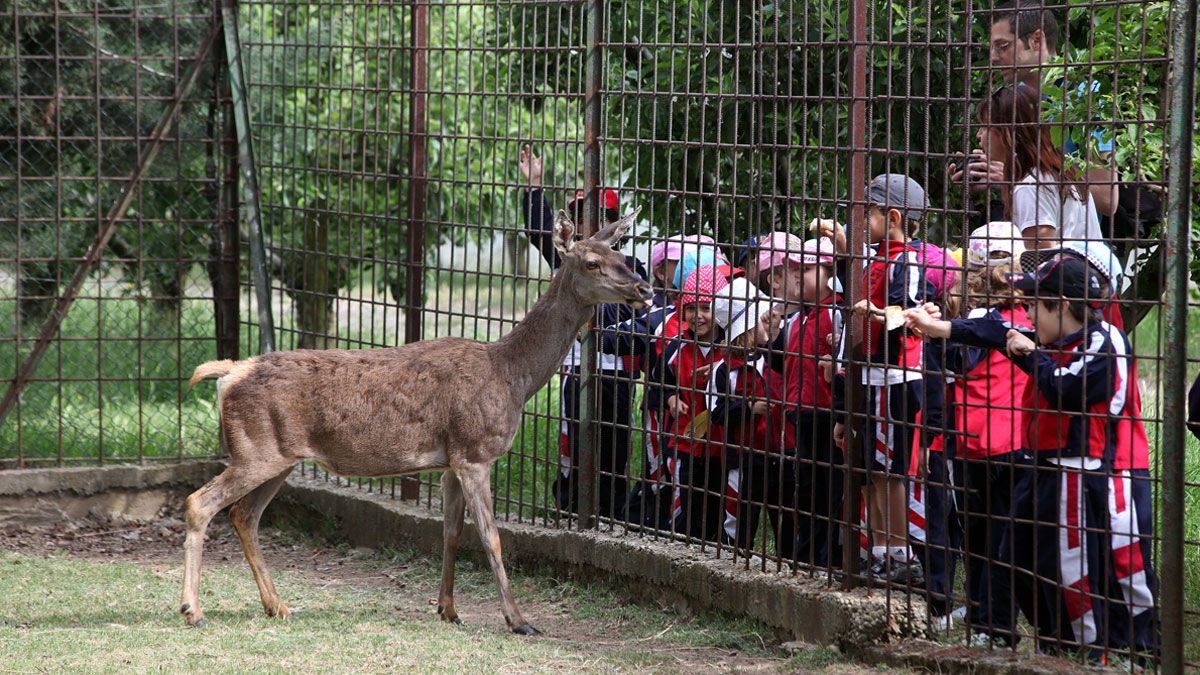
(1, 0), (232, 465)
(235, 0), (1198, 669)
(1, 0), (1197, 670)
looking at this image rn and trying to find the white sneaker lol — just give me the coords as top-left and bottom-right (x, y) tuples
(932, 613), (954, 632)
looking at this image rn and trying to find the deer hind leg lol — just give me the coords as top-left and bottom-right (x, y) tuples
(179, 462), (279, 626)
(229, 464), (296, 619)
(437, 470), (466, 625)
(456, 463), (539, 636)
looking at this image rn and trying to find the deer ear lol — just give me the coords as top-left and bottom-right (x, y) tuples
(592, 205), (642, 249)
(552, 210), (576, 255)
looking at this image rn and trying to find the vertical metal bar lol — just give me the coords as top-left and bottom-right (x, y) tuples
(1160, 0), (1197, 670)
(221, 0), (274, 354)
(215, 30), (241, 362)
(400, 0), (429, 502)
(576, 0), (604, 530)
(840, 0), (869, 588)
(0, 23), (222, 427)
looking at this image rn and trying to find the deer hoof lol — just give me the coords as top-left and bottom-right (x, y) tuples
(266, 601), (291, 619)
(512, 623), (541, 637)
(437, 605), (461, 625)
(191, 618), (208, 629)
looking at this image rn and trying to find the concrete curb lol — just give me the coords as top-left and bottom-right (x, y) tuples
(0, 461), (225, 497)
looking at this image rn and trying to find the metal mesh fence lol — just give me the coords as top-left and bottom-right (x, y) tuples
(1, 0), (1196, 670)
(1, 0), (234, 465)
(235, 0), (1198, 668)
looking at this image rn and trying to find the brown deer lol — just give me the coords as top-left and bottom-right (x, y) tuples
(183, 208), (651, 635)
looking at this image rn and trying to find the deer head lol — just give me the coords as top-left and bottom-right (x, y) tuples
(552, 206), (654, 309)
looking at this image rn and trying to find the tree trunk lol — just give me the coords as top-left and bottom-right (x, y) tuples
(295, 206), (334, 350)
(505, 229), (529, 278)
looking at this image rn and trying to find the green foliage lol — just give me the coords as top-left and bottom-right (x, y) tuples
(0, 0), (220, 317)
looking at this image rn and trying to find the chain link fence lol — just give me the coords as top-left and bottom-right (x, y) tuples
(2, 0), (1197, 670)
(1, 0), (235, 465)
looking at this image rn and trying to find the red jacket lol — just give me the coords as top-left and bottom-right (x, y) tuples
(661, 337), (726, 457)
(711, 355), (779, 456)
(945, 305), (1033, 459)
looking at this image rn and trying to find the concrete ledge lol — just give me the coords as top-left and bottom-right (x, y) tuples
(0, 461), (225, 529)
(277, 472), (930, 649)
(0, 461), (225, 498)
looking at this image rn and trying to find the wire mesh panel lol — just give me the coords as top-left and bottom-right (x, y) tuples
(0, 0), (231, 465)
(238, 0), (592, 516)
(233, 0), (1197, 668)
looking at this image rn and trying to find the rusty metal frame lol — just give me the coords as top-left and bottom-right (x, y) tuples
(0, 22), (223, 427)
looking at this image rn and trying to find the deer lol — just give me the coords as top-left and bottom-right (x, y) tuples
(182, 208), (652, 636)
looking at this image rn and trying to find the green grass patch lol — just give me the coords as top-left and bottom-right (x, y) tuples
(0, 289), (221, 462)
(0, 542), (792, 673)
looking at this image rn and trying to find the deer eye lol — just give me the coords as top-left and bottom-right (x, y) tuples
(586, 260), (600, 270)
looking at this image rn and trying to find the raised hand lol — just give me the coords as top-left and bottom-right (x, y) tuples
(518, 144), (543, 187)
(950, 150), (1004, 195)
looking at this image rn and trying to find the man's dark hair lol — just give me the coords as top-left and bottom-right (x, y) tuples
(991, 1), (1060, 55)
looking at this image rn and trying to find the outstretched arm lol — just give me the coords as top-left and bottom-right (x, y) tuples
(518, 145), (559, 269)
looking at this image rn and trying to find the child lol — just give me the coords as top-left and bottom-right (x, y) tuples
(907, 222), (1032, 647)
(829, 174), (937, 584)
(656, 265), (729, 542)
(600, 239), (686, 528)
(708, 278), (787, 556)
(1023, 242), (1157, 659)
(908, 253), (1135, 656)
(727, 231), (809, 560)
(518, 145), (647, 520)
(782, 238), (844, 567)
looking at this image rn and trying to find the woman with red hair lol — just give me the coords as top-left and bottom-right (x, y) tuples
(974, 85), (1103, 252)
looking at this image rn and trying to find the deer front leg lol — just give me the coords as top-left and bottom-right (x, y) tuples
(456, 463), (540, 636)
(437, 470), (466, 625)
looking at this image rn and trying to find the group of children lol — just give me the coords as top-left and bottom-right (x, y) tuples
(522, 159), (1157, 663)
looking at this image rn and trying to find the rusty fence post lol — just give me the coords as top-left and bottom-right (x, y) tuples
(1159, 0), (1197, 670)
(400, 0), (430, 502)
(574, 0), (605, 531)
(214, 23), (241, 363)
(840, 0), (869, 588)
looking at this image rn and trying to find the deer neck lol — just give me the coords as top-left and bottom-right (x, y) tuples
(491, 270), (594, 401)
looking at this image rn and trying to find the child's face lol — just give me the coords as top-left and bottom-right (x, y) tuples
(664, 259), (681, 289)
(802, 263), (833, 302)
(1032, 299), (1070, 344)
(684, 301), (714, 339)
(866, 207), (892, 243)
(653, 263), (667, 287)
(770, 263), (804, 303)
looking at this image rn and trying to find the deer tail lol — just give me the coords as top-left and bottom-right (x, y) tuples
(189, 360), (238, 388)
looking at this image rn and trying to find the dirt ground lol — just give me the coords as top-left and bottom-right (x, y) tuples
(0, 514), (898, 674)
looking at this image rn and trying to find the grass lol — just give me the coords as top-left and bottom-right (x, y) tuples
(0, 539), (791, 673)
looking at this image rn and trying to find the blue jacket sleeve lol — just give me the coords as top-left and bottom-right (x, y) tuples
(709, 363), (753, 430)
(522, 189), (559, 269)
(1019, 330), (1117, 413)
(948, 315), (1016, 350)
(598, 311), (652, 357)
